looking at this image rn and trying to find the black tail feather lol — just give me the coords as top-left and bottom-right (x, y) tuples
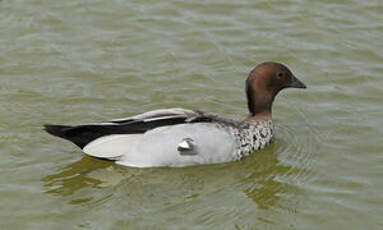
(43, 123), (147, 149)
(44, 124), (96, 149)
(44, 124), (72, 138)
(44, 124), (88, 148)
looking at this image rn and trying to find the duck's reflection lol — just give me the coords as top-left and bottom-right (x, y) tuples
(241, 147), (292, 210)
(41, 156), (112, 196)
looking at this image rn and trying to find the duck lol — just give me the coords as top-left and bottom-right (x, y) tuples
(44, 62), (306, 168)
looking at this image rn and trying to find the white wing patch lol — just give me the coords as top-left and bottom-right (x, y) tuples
(143, 115), (186, 122)
(83, 134), (142, 160)
(177, 138), (197, 155)
(178, 139), (191, 150)
(110, 108), (197, 123)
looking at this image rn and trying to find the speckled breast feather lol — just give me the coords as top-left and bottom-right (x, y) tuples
(217, 120), (273, 160)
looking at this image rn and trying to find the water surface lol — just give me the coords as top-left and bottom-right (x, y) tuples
(0, 0), (382, 229)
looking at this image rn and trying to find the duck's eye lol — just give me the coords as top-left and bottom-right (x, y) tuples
(276, 72), (284, 78)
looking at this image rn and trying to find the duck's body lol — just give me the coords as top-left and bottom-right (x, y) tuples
(45, 109), (273, 167)
(44, 62), (306, 168)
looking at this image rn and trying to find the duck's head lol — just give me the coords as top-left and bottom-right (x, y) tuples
(246, 62), (306, 119)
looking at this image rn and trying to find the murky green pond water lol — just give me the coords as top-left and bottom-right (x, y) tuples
(1, 0), (382, 229)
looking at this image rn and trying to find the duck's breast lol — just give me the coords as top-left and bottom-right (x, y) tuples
(116, 122), (237, 167)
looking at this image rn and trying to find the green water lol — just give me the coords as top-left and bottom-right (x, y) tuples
(1, 0), (382, 229)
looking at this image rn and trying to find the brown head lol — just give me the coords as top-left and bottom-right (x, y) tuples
(245, 62), (306, 119)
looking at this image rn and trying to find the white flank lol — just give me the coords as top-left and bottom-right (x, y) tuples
(83, 134), (142, 160)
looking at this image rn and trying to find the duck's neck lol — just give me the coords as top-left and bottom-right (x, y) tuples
(246, 87), (275, 121)
(246, 111), (272, 121)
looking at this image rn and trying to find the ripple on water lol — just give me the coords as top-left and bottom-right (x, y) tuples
(274, 116), (321, 184)
(2, 0), (382, 228)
